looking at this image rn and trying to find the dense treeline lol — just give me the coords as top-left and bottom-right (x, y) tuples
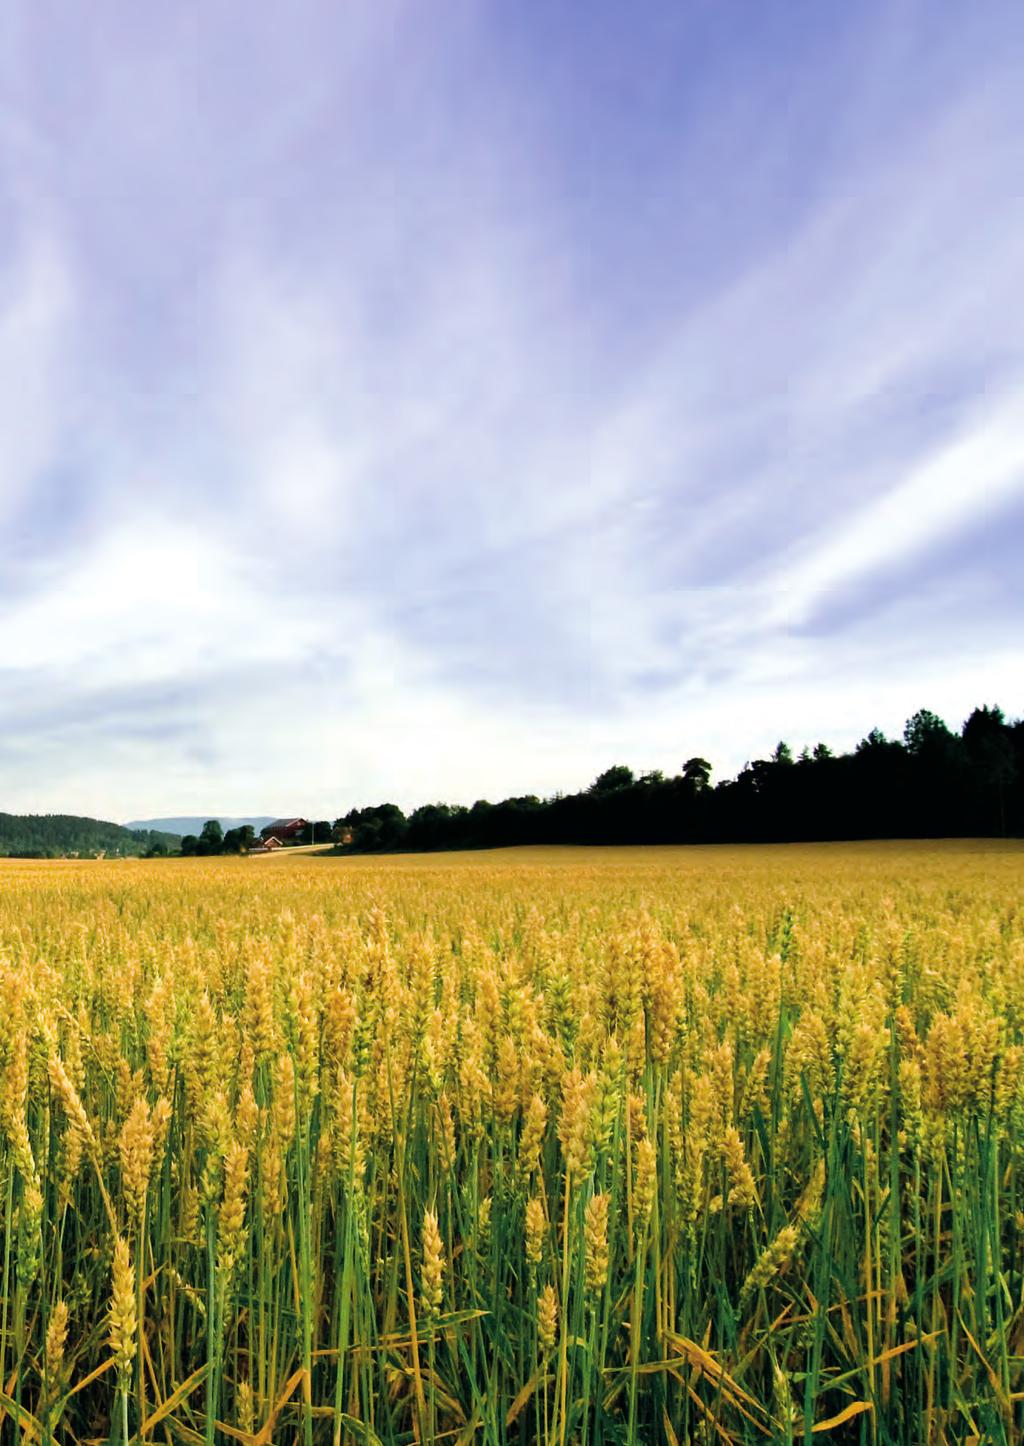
(0, 812), (179, 858)
(178, 820), (333, 854)
(336, 704), (1023, 852)
(179, 820), (256, 856)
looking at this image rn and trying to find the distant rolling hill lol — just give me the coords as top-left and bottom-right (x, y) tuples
(0, 813), (181, 858)
(125, 816), (277, 836)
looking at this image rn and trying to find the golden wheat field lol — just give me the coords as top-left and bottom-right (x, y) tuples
(0, 841), (1022, 1446)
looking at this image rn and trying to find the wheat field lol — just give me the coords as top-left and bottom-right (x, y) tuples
(0, 841), (1022, 1444)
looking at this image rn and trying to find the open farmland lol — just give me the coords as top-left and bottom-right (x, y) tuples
(1, 842), (1022, 1444)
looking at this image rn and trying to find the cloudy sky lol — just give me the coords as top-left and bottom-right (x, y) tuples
(2, 2), (1022, 822)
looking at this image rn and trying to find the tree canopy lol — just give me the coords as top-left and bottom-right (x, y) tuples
(332, 703), (1023, 854)
(0, 813), (179, 859)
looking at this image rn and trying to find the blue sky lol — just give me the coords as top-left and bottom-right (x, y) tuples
(1, 1), (1022, 820)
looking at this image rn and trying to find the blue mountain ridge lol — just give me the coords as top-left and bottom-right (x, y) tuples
(124, 816), (278, 836)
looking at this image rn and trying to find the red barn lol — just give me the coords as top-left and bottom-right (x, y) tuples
(260, 818), (308, 844)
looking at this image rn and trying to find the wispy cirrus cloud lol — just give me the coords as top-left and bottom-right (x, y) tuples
(0, 0), (1021, 818)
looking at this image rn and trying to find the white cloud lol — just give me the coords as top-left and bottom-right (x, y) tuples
(772, 412), (1024, 625)
(0, 3), (1021, 821)
(0, 229), (74, 527)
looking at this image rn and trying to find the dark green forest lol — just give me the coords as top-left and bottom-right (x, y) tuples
(335, 704), (1023, 853)
(0, 814), (179, 859)
(4, 704), (1019, 861)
